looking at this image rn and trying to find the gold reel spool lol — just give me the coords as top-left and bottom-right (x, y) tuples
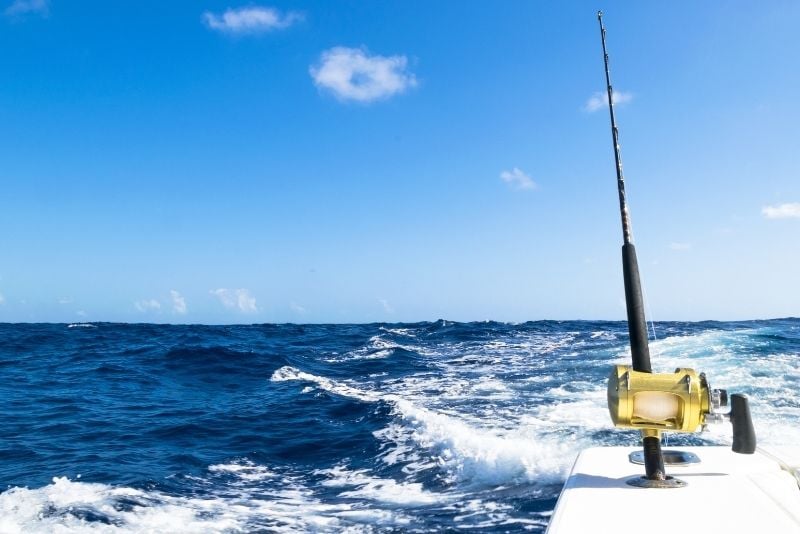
(607, 365), (712, 434)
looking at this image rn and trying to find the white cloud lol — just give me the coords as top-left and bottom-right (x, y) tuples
(203, 6), (301, 34)
(583, 90), (633, 112)
(290, 302), (307, 314)
(762, 202), (800, 219)
(5, 0), (48, 16)
(211, 288), (258, 313)
(0, 292), (5, 305)
(134, 299), (161, 312)
(500, 167), (536, 190)
(669, 242), (692, 251)
(379, 299), (394, 314)
(170, 290), (187, 315)
(77, 310), (87, 317)
(58, 297), (73, 305)
(310, 47), (417, 103)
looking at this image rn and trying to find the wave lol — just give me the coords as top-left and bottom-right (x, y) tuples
(271, 366), (574, 486)
(378, 326), (419, 338)
(315, 465), (442, 506)
(0, 463), (416, 533)
(0, 476), (241, 533)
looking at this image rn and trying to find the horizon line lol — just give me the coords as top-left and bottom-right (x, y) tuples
(0, 316), (796, 327)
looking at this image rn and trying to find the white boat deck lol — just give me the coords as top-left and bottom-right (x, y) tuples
(547, 446), (800, 534)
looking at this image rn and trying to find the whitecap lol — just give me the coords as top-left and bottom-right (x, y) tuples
(272, 366), (575, 486)
(0, 477), (241, 533)
(315, 465), (441, 506)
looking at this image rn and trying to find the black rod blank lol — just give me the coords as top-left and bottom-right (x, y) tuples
(597, 11), (652, 375)
(598, 11), (633, 246)
(597, 11), (664, 481)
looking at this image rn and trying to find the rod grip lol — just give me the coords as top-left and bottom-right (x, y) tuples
(621, 243), (651, 372)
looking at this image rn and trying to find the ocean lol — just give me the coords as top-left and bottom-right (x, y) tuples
(1, 319), (798, 532)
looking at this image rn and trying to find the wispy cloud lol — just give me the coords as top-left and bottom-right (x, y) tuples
(500, 167), (536, 190)
(290, 302), (307, 314)
(583, 90), (633, 113)
(210, 288), (258, 313)
(669, 242), (692, 251)
(0, 292), (5, 305)
(762, 202), (800, 219)
(57, 297), (73, 305)
(4, 0), (48, 17)
(134, 299), (161, 312)
(203, 6), (301, 34)
(170, 290), (187, 315)
(379, 298), (394, 314)
(310, 47), (417, 103)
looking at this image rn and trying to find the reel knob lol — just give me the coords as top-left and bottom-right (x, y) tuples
(730, 394), (756, 454)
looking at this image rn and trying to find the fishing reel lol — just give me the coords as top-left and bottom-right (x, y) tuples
(607, 365), (756, 454)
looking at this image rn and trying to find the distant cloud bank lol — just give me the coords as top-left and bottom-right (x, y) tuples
(170, 290), (187, 315)
(203, 6), (302, 34)
(379, 299), (394, 314)
(134, 299), (161, 313)
(211, 288), (258, 313)
(500, 167), (536, 190)
(584, 90), (632, 112)
(133, 292), (187, 315)
(762, 202), (800, 219)
(4, 0), (48, 17)
(310, 47), (417, 103)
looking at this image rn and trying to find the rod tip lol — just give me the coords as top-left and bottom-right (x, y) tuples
(597, 10), (603, 18)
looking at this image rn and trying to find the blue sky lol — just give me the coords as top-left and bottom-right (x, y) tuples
(1, 0), (798, 324)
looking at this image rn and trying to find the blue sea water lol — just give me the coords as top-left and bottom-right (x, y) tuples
(1, 319), (798, 532)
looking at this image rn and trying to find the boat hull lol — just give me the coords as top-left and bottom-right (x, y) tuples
(547, 446), (800, 533)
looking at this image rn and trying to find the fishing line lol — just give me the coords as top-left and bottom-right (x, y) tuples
(641, 278), (658, 345)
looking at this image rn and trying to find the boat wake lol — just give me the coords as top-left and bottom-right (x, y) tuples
(272, 365), (573, 486)
(0, 320), (796, 532)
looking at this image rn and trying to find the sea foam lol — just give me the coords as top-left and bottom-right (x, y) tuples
(271, 365), (574, 486)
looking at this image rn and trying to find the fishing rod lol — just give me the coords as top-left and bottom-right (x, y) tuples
(596, 12), (756, 488)
(597, 10), (665, 483)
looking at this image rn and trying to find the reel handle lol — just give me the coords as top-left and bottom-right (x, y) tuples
(730, 394), (756, 454)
